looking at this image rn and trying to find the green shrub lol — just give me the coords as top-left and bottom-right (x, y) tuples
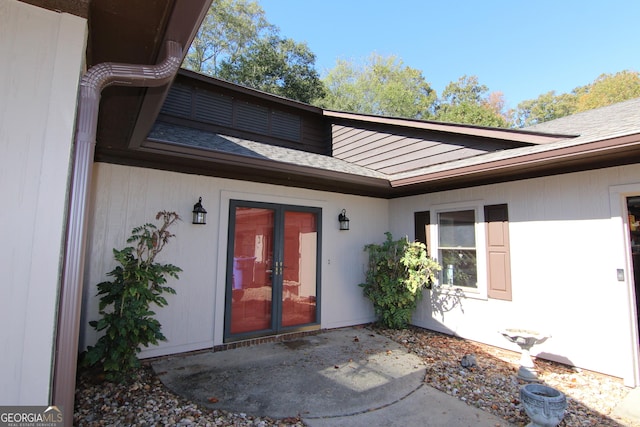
(83, 211), (182, 382)
(360, 232), (441, 329)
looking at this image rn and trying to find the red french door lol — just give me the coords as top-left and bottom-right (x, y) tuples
(225, 201), (321, 340)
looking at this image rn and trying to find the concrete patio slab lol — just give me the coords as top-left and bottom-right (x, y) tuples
(613, 385), (640, 424)
(151, 327), (514, 426)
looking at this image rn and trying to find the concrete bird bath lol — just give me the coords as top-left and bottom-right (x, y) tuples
(499, 329), (549, 382)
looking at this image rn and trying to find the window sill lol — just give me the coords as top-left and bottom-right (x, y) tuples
(431, 284), (487, 301)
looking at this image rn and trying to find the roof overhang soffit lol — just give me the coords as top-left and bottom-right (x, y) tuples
(90, 0), (211, 151)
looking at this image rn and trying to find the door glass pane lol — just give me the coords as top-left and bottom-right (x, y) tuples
(230, 207), (274, 334)
(438, 210), (477, 288)
(282, 211), (317, 327)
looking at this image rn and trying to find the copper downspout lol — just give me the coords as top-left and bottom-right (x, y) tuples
(52, 40), (183, 425)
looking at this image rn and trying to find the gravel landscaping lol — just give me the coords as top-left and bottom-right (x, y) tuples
(379, 326), (637, 427)
(75, 325), (638, 426)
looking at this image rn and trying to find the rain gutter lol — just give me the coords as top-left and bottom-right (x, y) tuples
(52, 40), (183, 426)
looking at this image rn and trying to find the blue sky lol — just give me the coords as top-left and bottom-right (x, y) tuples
(259, 0), (640, 110)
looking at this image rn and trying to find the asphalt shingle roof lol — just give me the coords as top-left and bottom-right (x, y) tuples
(392, 97), (640, 181)
(149, 97), (640, 183)
(525, 97), (640, 140)
(149, 122), (389, 180)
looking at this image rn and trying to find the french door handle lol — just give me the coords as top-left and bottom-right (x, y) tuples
(267, 262), (281, 275)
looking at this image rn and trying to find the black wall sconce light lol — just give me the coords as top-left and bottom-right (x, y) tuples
(338, 209), (350, 230)
(192, 197), (207, 225)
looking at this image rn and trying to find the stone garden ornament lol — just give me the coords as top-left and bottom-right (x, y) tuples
(499, 329), (550, 382)
(520, 383), (567, 427)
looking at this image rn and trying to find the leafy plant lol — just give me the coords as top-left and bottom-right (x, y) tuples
(83, 211), (182, 382)
(359, 232), (441, 329)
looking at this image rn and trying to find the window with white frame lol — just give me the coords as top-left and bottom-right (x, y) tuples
(437, 209), (478, 289)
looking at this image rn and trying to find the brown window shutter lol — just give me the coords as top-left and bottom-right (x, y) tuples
(414, 211), (431, 255)
(484, 204), (512, 301)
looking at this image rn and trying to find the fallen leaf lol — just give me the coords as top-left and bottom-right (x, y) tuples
(207, 397), (219, 403)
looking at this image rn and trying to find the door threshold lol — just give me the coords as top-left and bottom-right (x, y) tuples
(219, 327), (322, 351)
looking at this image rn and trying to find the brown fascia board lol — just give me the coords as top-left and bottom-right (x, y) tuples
(96, 142), (392, 198)
(127, 0), (213, 150)
(141, 138), (390, 186)
(390, 132), (640, 192)
(323, 110), (576, 145)
(101, 129), (640, 199)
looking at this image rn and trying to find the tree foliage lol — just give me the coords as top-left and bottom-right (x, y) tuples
(441, 74), (488, 105)
(183, 0), (275, 75)
(186, 1), (640, 127)
(184, 0), (324, 103)
(576, 70), (640, 111)
(316, 54), (436, 119)
(218, 36), (326, 103)
(435, 75), (509, 127)
(83, 211), (182, 382)
(515, 91), (576, 127)
(515, 70), (640, 127)
(318, 65), (511, 126)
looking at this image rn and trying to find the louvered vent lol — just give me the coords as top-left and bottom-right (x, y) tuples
(271, 110), (301, 142)
(161, 84), (192, 118)
(159, 81), (313, 147)
(195, 90), (233, 126)
(237, 102), (269, 134)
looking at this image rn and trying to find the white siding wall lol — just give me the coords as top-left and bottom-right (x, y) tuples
(0, 1), (86, 404)
(82, 159), (640, 385)
(82, 163), (388, 358)
(390, 165), (640, 386)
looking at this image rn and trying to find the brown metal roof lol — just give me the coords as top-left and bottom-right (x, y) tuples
(389, 132), (640, 196)
(324, 110), (575, 144)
